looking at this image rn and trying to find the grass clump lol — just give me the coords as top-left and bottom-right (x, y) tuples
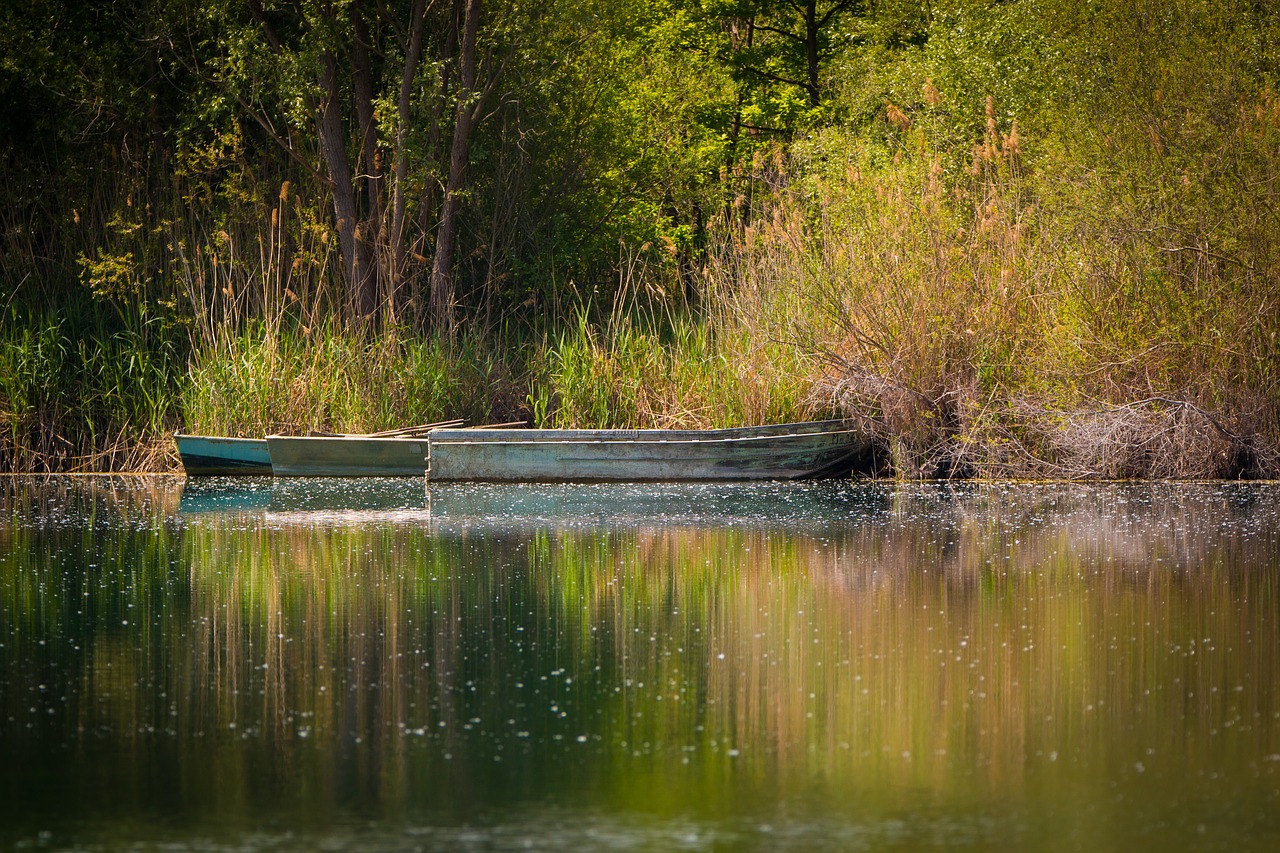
(532, 307), (818, 430)
(701, 123), (1280, 477)
(182, 327), (524, 437)
(0, 305), (185, 472)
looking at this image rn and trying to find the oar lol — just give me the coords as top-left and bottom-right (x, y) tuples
(367, 419), (466, 437)
(462, 420), (527, 430)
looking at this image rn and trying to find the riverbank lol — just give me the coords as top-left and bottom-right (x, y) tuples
(4, 308), (1276, 479)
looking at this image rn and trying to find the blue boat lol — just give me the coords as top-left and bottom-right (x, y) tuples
(175, 434), (273, 476)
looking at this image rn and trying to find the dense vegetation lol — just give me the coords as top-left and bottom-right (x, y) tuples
(2, 0), (1278, 477)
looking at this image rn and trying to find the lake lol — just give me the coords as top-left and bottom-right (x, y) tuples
(2, 477), (1278, 851)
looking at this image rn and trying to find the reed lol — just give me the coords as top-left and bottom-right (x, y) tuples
(531, 306), (818, 430)
(181, 324), (524, 438)
(670, 73), (1280, 478)
(0, 304), (185, 472)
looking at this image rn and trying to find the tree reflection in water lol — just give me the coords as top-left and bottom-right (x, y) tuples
(2, 478), (1278, 850)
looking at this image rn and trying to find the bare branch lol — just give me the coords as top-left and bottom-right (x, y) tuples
(235, 94), (332, 186)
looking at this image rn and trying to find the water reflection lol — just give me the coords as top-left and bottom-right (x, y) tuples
(2, 477), (1279, 851)
(177, 478), (892, 528)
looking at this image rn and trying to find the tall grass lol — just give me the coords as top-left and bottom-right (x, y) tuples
(0, 304), (184, 471)
(680, 83), (1280, 477)
(170, 171), (532, 436)
(182, 326), (524, 437)
(531, 309), (817, 430)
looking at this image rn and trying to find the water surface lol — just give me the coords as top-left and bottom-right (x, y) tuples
(2, 477), (1278, 851)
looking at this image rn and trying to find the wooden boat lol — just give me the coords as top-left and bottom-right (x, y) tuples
(175, 434), (273, 476)
(266, 434), (431, 476)
(426, 420), (870, 482)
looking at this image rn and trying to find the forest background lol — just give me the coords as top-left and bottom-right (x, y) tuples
(2, 0), (1278, 478)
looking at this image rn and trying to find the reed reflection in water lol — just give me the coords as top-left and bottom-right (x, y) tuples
(1, 477), (1278, 851)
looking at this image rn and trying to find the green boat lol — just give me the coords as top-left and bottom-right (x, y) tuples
(175, 434), (273, 476)
(266, 434), (432, 476)
(425, 420), (871, 482)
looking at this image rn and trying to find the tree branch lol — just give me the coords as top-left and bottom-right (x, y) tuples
(818, 0), (857, 29)
(740, 64), (809, 91)
(246, 0), (284, 52)
(751, 22), (804, 45)
(233, 94), (332, 187)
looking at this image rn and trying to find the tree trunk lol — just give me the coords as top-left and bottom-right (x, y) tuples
(391, 0), (429, 312)
(805, 0), (820, 107)
(413, 11), (457, 291)
(316, 51), (376, 319)
(351, 4), (381, 237)
(429, 0), (481, 332)
(725, 17), (752, 223)
(350, 4), (383, 319)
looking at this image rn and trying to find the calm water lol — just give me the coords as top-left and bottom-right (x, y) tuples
(2, 477), (1278, 851)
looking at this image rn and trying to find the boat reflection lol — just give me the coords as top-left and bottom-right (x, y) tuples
(178, 478), (896, 531)
(179, 476), (431, 524)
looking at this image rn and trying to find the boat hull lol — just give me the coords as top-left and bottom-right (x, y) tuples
(267, 435), (430, 476)
(426, 420), (870, 482)
(176, 434), (273, 476)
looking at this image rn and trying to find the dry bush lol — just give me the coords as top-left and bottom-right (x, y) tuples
(811, 367), (962, 478)
(814, 372), (1276, 480)
(1015, 398), (1271, 480)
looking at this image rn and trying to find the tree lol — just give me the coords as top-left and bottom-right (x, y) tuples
(430, 0), (500, 332)
(203, 0), (515, 329)
(695, 0), (862, 134)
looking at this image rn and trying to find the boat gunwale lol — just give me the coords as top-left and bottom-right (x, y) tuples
(264, 434), (432, 442)
(175, 433), (270, 444)
(427, 420), (865, 447)
(428, 431), (864, 449)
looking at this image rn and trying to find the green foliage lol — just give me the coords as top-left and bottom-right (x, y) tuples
(707, 0), (1280, 476)
(0, 304), (186, 471)
(1, 0), (1278, 474)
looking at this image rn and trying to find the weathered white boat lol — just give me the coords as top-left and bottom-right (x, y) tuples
(266, 434), (431, 476)
(426, 420), (870, 482)
(175, 434), (273, 476)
